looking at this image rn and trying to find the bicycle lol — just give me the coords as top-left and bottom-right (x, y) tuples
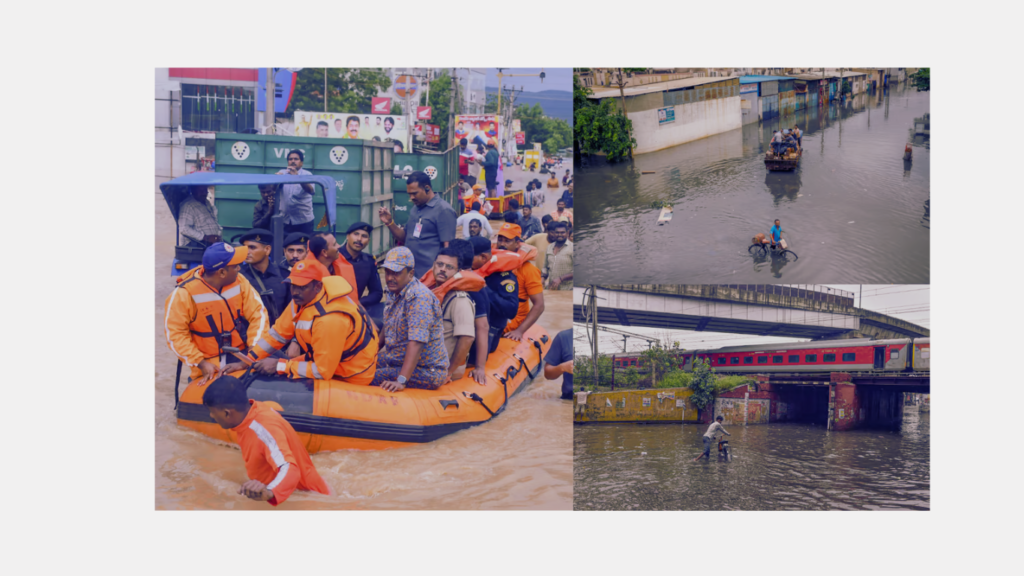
(748, 239), (798, 261)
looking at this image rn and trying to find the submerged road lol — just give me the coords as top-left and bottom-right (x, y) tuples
(154, 170), (572, 510)
(575, 85), (929, 284)
(573, 409), (930, 511)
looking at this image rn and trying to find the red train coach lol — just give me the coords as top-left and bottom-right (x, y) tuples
(610, 338), (929, 374)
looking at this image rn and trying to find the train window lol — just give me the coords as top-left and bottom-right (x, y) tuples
(772, 355), (783, 363)
(788, 355), (799, 363)
(842, 353), (855, 362)
(891, 350), (900, 359)
(824, 353), (836, 362)
(717, 357), (726, 365)
(730, 357), (739, 364)
(805, 354), (817, 363)
(744, 357), (753, 364)
(757, 356), (767, 364)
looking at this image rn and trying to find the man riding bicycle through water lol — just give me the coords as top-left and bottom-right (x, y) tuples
(769, 219), (782, 249)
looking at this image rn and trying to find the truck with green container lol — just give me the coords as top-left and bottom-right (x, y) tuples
(212, 133), (460, 258)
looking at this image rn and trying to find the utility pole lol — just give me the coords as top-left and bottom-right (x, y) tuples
(265, 67), (275, 134)
(859, 285), (862, 308)
(448, 68), (457, 148)
(590, 286), (599, 387)
(324, 68), (328, 112)
(496, 68), (546, 117)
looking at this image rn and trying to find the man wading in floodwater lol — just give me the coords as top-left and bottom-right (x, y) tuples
(694, 415), (731, 461)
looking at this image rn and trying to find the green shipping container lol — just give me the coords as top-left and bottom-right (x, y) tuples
(213, 133), (395, 257)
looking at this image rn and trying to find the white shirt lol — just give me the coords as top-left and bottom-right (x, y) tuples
(704, 421), (729, 440)
(456, 211), (494, 239)
(470, 153), (486, 180)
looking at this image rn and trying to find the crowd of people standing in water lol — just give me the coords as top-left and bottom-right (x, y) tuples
(166, 154), (574, 505)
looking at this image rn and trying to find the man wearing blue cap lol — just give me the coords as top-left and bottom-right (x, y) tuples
(239, 228), (288, 324)
(371, 247), (449, 392)
(164, 243), (268, 382)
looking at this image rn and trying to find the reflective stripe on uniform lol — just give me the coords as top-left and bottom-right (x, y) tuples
(190, 292), (223, 304)
(295, 319), (313, 330)
(267, 327), (288, 344)
(249, 420), (287, 468)
(164, 287), (195, 367)
(248, 284), (267, 347)
(297, 361), (323, 379)
(254, 338), (276, 353)
(267, 462), (290, 490)
(221, 284), (242, 300)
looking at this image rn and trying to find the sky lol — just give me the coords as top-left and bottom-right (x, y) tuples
(573, 285), (930, 355)
(485, 68), (572, 93)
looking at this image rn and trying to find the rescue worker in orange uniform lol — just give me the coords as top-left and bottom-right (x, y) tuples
(203, 375), (331, 506)
(495, 223), (545, 341)
(248, 257), (378, 385)
(309, 231), (359, 292)
(164, 242), (268, 382)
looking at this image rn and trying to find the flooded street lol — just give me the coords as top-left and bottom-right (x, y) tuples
(154, 185), (573, 510)
(575, 85), (929, 284)
(573, 408), (929, 510)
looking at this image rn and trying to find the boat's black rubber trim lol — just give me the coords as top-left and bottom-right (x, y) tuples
(177, 401), (481, 443)
(177, 356), (543, 442)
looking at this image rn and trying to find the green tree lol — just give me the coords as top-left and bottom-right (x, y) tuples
(484, 96), (571, 154)
(622, 367), (640, 389)
(688, 357), (716, 415)
(425, 69), (455, 147)
(655, 370), (692, 389)
(573, 73), (635, 162)
(390, 102), (403, 115)
(841, 79), (852, 96)
(910, 68), (930, 91)
(285, 68), (393, 115)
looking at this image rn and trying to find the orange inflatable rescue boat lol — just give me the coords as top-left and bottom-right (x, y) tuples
(175, 326), (552, 453)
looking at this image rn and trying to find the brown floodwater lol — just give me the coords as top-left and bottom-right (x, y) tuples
(154, 167), (572, 510)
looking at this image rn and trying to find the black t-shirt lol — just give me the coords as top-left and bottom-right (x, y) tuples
(545, 329), (574, 399)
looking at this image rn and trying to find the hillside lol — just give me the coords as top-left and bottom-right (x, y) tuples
(484, 87), (572, 126)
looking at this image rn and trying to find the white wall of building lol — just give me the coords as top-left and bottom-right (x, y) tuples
(629, 96), (742, 154)
(155, 68), (185, 193)
(740, 91), (759, 125)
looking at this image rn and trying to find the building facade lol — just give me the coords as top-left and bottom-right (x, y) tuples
(588, 77), (741, 154)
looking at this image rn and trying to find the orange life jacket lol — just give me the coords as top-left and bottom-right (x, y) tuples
(419, 269), (487, 303)
(491, 243), (538, 267)
(476, 250), (524, 277)
(464, 193), (487, 215)
(292, 276), (378, 382)
(305, 243), (359, 297)
(174, 266), (249, 364)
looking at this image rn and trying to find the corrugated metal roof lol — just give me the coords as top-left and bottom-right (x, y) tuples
(739, 75), (793, 84)
(587, 76), (733, 99)
(786, 74), (828, 81)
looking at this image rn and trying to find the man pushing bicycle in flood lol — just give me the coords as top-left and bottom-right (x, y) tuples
(751, 219), (783, 250)
(693, 415), (731, 461)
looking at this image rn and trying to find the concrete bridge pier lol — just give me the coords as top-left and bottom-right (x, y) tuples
(829, 373), (905, 431)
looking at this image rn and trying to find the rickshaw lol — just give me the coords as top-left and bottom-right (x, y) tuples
(160, 171), (339, 276)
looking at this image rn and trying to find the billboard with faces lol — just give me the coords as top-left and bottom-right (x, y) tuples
(453, 114), (500, 150)
(293, 111), (409, 145)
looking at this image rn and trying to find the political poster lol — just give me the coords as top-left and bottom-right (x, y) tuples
(293, 111), (409, 144)
(453, 114), (500, 148)
(425, 124), (440, 144)
(515, 132), (526, 145)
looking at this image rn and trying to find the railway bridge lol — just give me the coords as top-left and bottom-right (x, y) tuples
(573, 284), (929, 340)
